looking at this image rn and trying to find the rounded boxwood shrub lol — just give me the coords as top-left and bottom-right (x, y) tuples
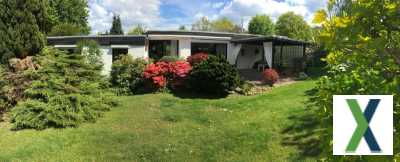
(111, 55), (148, 95)
(188, 55), (240, 95)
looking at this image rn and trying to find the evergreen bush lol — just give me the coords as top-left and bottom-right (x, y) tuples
(10, 48), (117, 130)
(110, 55), (148, 95)
(188, 55), (240, 95)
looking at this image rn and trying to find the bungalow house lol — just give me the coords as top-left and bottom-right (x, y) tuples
(47, 30), (309, 77)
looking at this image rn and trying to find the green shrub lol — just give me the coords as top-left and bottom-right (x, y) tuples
(111, 55), (148, 95)
(10, 47), (117, 130)
(188, 55), (240, 95)
(159, 56), (182, 63)
(0, 66), (7, 112)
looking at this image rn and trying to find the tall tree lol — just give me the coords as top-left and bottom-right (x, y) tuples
(275, 12), (312, 40)
(110, 15), (123, 35)
(0, 0), (47, 62)
(312, 0), (400, 161)
(48, 23), (84, 36)
(211, 17), (236, 32)
(192, 17), (212, 31)
(179, 25), (187, 31)
(47, 0), (90, 34)
(128, 25), (145, 35)
(248, 15), (275, 35)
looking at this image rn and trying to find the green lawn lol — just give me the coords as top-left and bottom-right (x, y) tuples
(0, 81), (319, 162)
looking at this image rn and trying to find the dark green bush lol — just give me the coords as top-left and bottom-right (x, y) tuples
(159, 56), (182, 63)
(188, 55), (240, 95)
(10, 47), (117, 130)
(110, 55), (148, 95)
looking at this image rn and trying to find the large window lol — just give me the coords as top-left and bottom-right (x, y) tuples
(191, 43), (227, 59)
(149, 40), (179, 61)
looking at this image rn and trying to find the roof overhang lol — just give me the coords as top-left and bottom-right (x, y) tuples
(47, 35), (146, 46)
(231, 36), (310, 46)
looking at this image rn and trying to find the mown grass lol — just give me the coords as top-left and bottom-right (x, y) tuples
(0, 81), (319, 162)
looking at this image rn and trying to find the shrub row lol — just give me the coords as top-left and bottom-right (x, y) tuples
(111, 53), (242, 95)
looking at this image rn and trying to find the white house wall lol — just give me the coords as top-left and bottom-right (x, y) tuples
(100, 46), (112, 75)
(178, 39), (191, 59)
(128, 45), (147, 59)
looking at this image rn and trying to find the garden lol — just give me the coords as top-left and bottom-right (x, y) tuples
(0, 0), (399, 161)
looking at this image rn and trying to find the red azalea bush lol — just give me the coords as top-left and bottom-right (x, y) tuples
(143, 60), (192, 90)
(187, 53), (209, 65)
(262, 69), (279, 86)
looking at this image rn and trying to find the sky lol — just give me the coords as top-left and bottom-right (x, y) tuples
(88, 0), (328, 34)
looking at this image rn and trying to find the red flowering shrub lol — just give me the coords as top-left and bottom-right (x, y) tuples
(170, 61), (192, 78)
(262, 69), (279, 86)
(143, 60), (192, 90)
(143, 63), (164, 79)
(152, 76), (167, 88)
(187, 53), (209, 65)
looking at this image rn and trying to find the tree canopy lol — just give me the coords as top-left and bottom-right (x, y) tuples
(110, 15), (123, 35)
(0, 0), (47, 62)
(248, 15), (275, 35)
(192, 17), (241, 33)
(275, 12), (311, 40)
(211, 17), (236, 32)
(312, 0), (400, 160)
(48, 23), (84, 36)
(128, 25), (145, 35)
(47, 0), (90, 34)
(179, 25), (187, 31)
(192, 17), (212, 31)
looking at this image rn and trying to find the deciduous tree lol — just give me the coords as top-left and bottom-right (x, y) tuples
(276, 12), (311, 40)
(47, 0), (90, 34)
(248, 15), (275, 35)
(311, 0), (400, 160)
(128, 25), (145, 35)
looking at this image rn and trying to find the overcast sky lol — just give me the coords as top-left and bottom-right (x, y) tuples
(88, 0), (328, 34)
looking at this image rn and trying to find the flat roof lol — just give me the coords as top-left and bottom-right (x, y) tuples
(47, 35), (146, 46)
(231, 36), (310, 45)
(46, 31), (309, 46)
(145, 30), (259, 39)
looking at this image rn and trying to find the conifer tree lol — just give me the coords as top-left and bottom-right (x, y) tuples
(11, 48), (116, 130)
(0, 0), (48, 62)
(110, 15), (124, 35)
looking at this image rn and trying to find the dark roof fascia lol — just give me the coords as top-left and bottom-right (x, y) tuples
(146, 30), (260, 39)
(231, 36), (311, 45)
(47, 35), (146, 46)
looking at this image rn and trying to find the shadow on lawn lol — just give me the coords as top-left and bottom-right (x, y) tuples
(281, 88), (323, 159)
(171, 90), (229, 99)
